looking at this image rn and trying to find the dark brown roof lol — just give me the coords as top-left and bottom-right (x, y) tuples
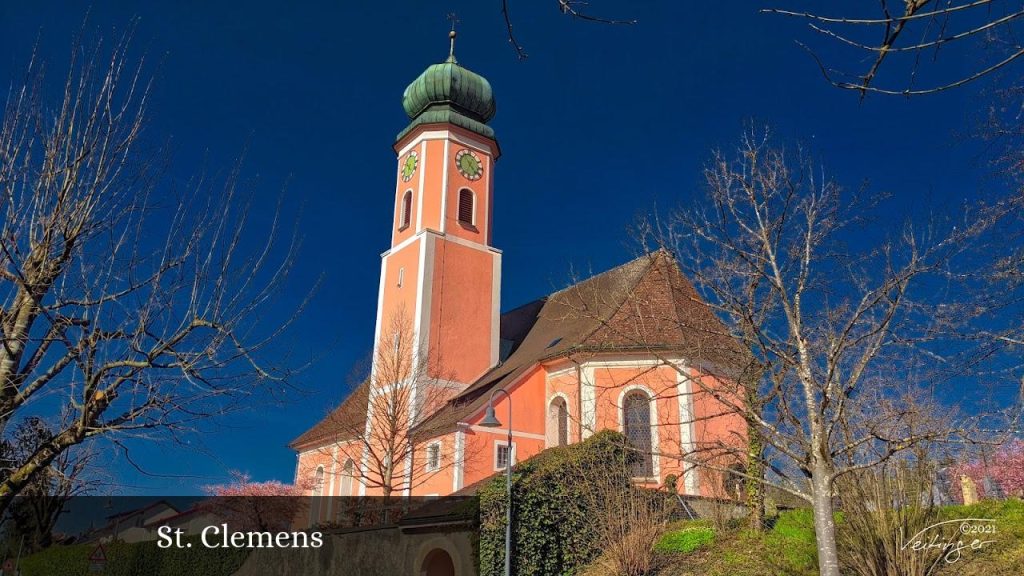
(292, 250), (751, 449)
(289, 379), (370, 449)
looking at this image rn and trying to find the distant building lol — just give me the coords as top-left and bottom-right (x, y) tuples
(80, 500), (222, 543)
(291, 33), (748, 512)
(142, 507), (224, 539)
(81, 500), (179, 544)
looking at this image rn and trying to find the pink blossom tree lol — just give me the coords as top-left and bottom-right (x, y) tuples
(949, 439), (1024, 502)
(203, 471), (311, 530)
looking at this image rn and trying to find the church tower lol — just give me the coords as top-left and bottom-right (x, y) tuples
(374, 31), (501, 391)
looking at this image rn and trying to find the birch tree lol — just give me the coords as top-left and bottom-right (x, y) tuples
(660, 131), (1021, 575)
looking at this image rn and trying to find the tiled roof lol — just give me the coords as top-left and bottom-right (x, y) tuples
(291, 250), (751, 449)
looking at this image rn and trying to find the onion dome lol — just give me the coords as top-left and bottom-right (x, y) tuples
(397, 31), (496, 142)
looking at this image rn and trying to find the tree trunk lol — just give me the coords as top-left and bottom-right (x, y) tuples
(810, 471), (841, 576)
(745, 421), (765, 531)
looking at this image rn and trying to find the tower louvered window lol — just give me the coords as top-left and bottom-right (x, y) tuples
(458, 189), (474, 225)
(400, 190), (412, 230)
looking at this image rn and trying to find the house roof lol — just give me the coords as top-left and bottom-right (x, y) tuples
(104, 500), (178, 521)
(142, 505), (219, 528)
(292, 250), (751, 449)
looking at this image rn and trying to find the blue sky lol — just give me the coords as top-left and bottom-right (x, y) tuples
(0, 2), (1001, 494)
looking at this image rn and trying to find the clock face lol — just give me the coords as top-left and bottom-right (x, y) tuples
(400, 151), (419, 182)
(455, 149), (483, 181)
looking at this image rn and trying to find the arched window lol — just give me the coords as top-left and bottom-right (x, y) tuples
(457, 189), (474, 225)
(310, 465), (325, 524)
(547, 397), (569, 447)
(425, 441), (442, 472)
(400, 190), (413, 230)
(312, 466), (325, 496)
(340, 459), (355, 496)
(622, 391), (654, 478)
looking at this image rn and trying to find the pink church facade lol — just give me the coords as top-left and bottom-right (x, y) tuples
(290, 37), (748, 519)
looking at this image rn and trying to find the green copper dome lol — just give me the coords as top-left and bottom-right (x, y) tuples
(398, 52), (497, 142)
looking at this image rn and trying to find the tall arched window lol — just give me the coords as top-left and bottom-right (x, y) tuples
(457, 189), (474, 225)
(340, 459), (355, 496)
(400, 190), (413, 230)
(547, 397), (569, 447)
(622, 391), (654, 478)
(310, 466), (325, 524)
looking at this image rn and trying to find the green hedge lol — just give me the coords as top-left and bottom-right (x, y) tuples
(478, 430), (636, 576)
(19, 535), (249, 576)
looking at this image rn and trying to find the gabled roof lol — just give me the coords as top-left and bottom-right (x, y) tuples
(291, 250), (751, 449)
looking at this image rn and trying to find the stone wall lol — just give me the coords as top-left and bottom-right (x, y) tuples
(674, 494), (748, 522)
(232, 525), (476, 576)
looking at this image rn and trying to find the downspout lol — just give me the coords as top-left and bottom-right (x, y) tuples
(574, 361), (584, 441)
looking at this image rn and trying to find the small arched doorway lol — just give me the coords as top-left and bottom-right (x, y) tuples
(420, 548), (455, 576)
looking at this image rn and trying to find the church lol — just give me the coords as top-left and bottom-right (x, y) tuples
(290, 33), (748, 513)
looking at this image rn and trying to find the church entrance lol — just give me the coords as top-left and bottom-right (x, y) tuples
(420, 548), (456, 576)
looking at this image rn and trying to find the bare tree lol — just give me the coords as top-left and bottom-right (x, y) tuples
(660, 131), (1022, 575)
(763, 1), (1024, 363)
(563, 446), (672, 576)
(835, 461), (949, 576)
(0, 32), (301, 515)
(497, 1), (636, 60)
(314, 308), (464, 499)
(765, 1), (1024, 97)
(564, 129), (1019, 576)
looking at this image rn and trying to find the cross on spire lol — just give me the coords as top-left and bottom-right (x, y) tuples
(447, 12), (460, 61)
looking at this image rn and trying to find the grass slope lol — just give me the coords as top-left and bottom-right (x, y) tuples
(655, 499), (1023, 576)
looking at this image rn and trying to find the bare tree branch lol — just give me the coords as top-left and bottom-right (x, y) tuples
(767, 0), (1024, 97)
(0, 29), (304, 515)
